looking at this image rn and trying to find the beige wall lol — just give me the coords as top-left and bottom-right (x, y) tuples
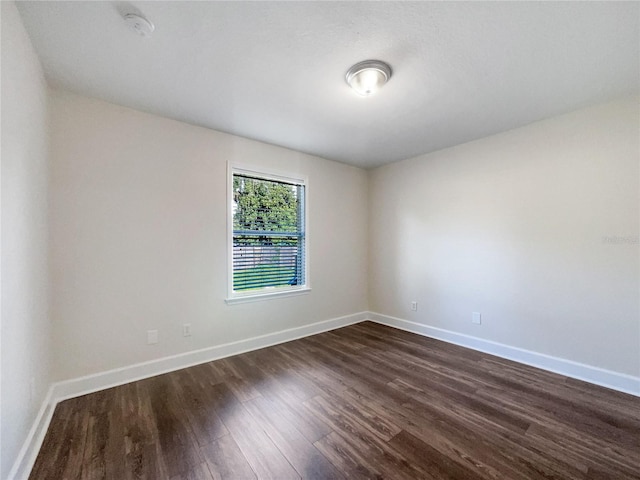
(1, 2), (52, 478)
(369, 97), (640, 377)
(47, 93), (640, 382)
(49, 90), (369, 381)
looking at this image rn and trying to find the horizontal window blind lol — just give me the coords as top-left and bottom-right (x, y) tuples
(232, 173), (305, 293)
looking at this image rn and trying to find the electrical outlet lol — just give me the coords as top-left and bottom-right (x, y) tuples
(472, 312), (482, 325)
(183, 323), (192, 337)
(147, 329), (158, 344)
(411, 301), (418, 311)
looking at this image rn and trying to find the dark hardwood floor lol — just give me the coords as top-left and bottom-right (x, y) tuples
(30, 321), (640, 479)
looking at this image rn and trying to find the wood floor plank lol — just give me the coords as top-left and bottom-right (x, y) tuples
(82, 415), (110, 480)
(144, 374), (204, 478)
(313, 431), (384, 479)
(241, 347), (291, 375)
(278, 346), (353, 397)
(338, 383), (531, 480)
(277, 343), (362, 394)
(30, 321), (640, 480)
(480, 380), (640, 449)
(199, 434), (256, 480)
(387, 429), (478, 480)
(168, 462), (213, 480)
(222, 374), (263, 403)
(475, 386), (640, 473)
(243, 395), (344, 479)
(313, 429), (429, 480)
(119, 382), (171, 480)
(207, 382), (300, 479)
(340, 371), (587, 479)
(29, 396), (89, 480)
(525, 423), (639, 479)
(81, 389), (123, 480)
(388, 377), (531, 435)
(300, 335), (397, 386)
(304, 393), (401, 442)
(171, 370), (229, 448)
(254, 374), (333, 444)
(386, 377), (593, 479)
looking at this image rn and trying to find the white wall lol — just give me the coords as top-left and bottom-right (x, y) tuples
(1, 2), (52, 478)
(49, 90), (369, 381)
(370, 97), (640, 377)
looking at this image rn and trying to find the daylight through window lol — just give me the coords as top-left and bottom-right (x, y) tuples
(231, 170), (306, 296)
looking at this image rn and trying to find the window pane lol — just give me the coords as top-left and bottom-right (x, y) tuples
(232, 174), (305, 292)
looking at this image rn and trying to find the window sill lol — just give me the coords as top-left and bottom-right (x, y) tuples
(225, 287), (311, 305)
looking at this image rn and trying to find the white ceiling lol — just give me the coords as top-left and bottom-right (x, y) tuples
(16, 1), (640, 168)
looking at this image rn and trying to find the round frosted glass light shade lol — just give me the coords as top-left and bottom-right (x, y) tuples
(346, 60), (392, 97)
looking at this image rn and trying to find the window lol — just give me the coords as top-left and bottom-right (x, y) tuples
(227, 165), (308, 302)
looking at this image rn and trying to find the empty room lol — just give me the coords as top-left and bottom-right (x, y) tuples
(2, 1), (639, 479)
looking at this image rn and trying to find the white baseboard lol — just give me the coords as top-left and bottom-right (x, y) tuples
(367, 312), (640, 397)
(8, 311), (368, 479)
(52, 311), (368, 402)
(7, 385), (56, 480)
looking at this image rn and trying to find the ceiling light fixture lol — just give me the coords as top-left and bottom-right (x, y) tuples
(124, 13), (155, 38)
(345, 60), (392, 97)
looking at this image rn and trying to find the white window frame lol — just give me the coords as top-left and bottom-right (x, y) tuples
(225, 163), (310, 304)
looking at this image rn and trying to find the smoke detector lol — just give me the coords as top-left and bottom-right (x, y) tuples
(124, 13), (154, 38)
